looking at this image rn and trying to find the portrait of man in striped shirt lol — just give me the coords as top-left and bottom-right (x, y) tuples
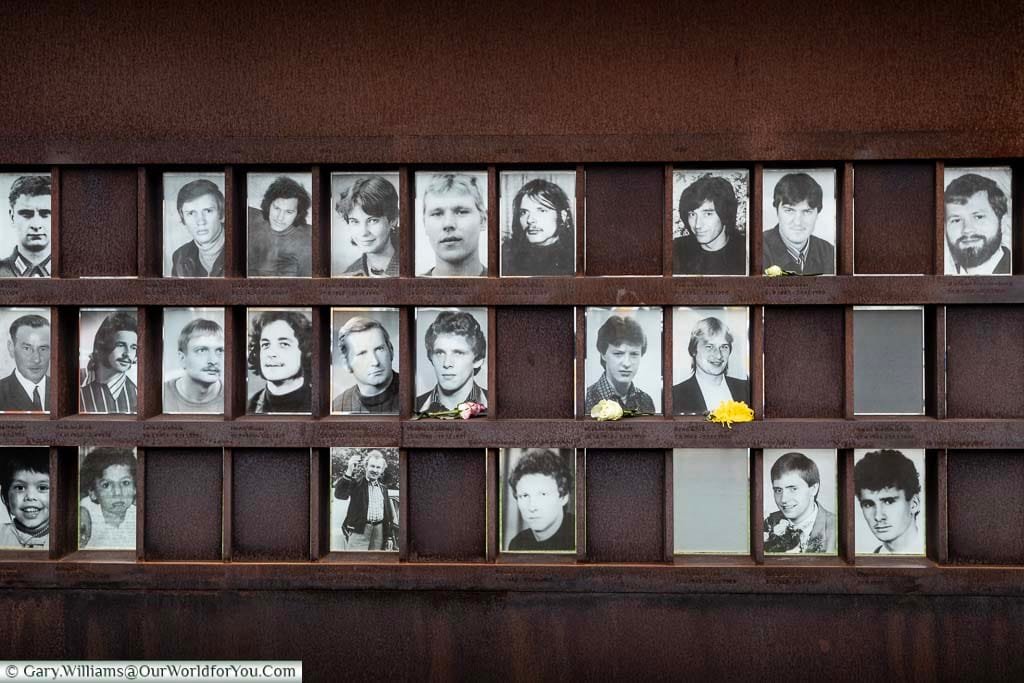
(0, 175), (51, 278)
(79, 310), (139, 415)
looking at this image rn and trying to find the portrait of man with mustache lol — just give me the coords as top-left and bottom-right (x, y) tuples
(79, 310), (138, 415)
(163, 315), (224, 414)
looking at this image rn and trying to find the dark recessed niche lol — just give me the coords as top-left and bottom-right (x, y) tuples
(59, 168), (138, 277)
(144, 448), (223, 561)
(495, 307), (576, 419)
(407, 449), (486, 561)
(853, 162), (935, 275)
(231, 449), (310, 562)
(948, 451), (1024, 564)
(584, 165), (664, 275)
(946, 306), (1024, 418)
(586, 449), (664, 562)
(764, 307), (844, 418)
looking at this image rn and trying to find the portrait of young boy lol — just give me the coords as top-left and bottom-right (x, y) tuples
(501, 448), (576, 553)
(0, 448), (50, 550)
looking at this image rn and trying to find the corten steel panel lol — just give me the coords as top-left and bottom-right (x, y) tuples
(144, 448), (223, 561)
(584, 166), (664, 275)
(948, 451), (1024, 565)
(2, 5), (1024, 163)
(946, 306), (1024, 418)
(764, 307), (844, 418)
(58, 168), (138, 277)
(854, 162), (935, 274)
(586, 449), (664, 562)
(231, 449), (310, 562)
(6, 591), (1024, 679)
(407, 449), (486, 561)
(495, 307), (576, 418)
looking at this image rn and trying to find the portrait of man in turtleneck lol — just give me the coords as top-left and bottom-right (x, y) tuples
(165, 175), (226, 278)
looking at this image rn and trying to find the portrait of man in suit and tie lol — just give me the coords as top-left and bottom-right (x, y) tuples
(672, 307), (749, 415)
(0, 309), (51, 413)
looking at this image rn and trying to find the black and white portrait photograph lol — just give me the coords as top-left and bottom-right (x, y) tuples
(162, 307), (225, 415)
(943, 166), (1013, 275)
(0, 447), (51, 550)
(584, 306), (662, 416)
(330, 447), (399, 552)
(672, 170), (749, 276)
(762, 169), (837, 275)
(0, 173), (51, 278)
(0, 307), (50, 414)
(415, 172), (488, 277)
(246, 172), (313, 278)
(673, 449), (749, 554)
(79, 308), (138, 415)
(763, 449), (837, 555)
(331, 308), (400, 415)
(500, 448), (576, 553)
(78, 446), (136, 551)
(414, 307), (488, 413)
(853, 306), (925, 415)
(854, 449), (926, 556)
(162, 172), (226, 278)
(246, 307), (313, 415)
(331, 172), (400, 278)
(672, 307), (749, 415)
(499, 171), (576, 277)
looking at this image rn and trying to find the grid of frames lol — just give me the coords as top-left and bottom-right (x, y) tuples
(2, 161), (1024, 583)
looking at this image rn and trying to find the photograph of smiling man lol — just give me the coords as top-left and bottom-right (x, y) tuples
(499, 171), (576, 276)
(672, 307), (749, 415)
(331, 308), (400, 415)
(247, 172), (313, 278)
(331, 447), (400, 552)
(162, 308), (225, 415)
(415, 172), (488, 277)
(763, 449), (837, 555)
(246, 308), (313, 415)
(162, 173), (226, 277)
(500, 448), (576, 553)
(415, 308), (488, 413)
(943, 167), (1012, 275)
(854, 449), (925, 556)
(331, 173), (400, 278)
(584, 306), (662, 416)
(0, 447), (51, 550)
(761, 169), (837, 275)
(78, 446), (137, 551)
(672, 170), (749, 276)
(79, 308), (139, 415)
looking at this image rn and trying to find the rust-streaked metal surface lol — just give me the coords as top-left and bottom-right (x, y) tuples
(58, 168), (138, 277)
(764, 307), (845, 417)
(586, 449), (665, 562)
(407, 449), (487, 561)
(143, 448), (223, 561)
(854, 162), (936, 274)
(946, 306), (1024, 418)
(494, 307), (576, 419)
(948, 451), (1024, 565)
(231, 449), (310, 562)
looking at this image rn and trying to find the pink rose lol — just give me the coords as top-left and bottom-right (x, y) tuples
(457, 401), (485, 420)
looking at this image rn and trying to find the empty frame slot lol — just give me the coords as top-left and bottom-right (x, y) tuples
(586, 449), (664, 562)
(853, 163), (935, 274)
(853, 307), (925, 415)
(231, 449), (310, 561)
(948, 451), (1024, 564)
(60, 168), (139, 277)
(946, 306), (1024, 418)
(673, 449), (749, 554)
(495, 307), (575, 419)
(584, 166), (663, 275)
(144, 448), (223, 560)
(763, 307), (844, 418)
(407, 449), (486, 561)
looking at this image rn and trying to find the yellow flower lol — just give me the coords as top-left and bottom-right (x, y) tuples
(591, 399), (624, 421)
(764, 265), (784, 277)
(706, 399), (754, 428)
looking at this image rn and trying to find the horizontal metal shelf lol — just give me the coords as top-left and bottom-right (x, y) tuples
(2, 275), (1024, 307)
(3, 416), (1021, 449)
(0, 560), (1023, 597)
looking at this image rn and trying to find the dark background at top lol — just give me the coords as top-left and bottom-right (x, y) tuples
(0, 1), (1021, 162)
